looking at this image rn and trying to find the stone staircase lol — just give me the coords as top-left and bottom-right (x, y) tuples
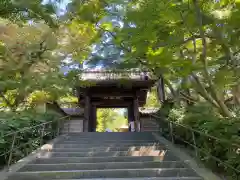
(6, 132), (203, 180)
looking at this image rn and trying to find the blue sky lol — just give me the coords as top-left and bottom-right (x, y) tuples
(57, 0), (70, 15)
(43, 0), (70, 16)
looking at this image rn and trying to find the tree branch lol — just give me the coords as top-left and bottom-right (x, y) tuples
(192, 0), (232, 117)
(0, 91), (14, 109)
(180, 92), (197, 103)
(191, 73), (219, 108)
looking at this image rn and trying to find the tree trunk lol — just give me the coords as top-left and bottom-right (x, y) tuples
(164, 79), (181, 106)
(192, 74), (233, 117)
(233, 84), (240, 105)
(156, 76), (165, 103)
(192, 0), (233, 117)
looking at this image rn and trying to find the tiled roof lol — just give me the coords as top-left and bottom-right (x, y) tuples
(139, 108), (160, 114)
(61, 108), (84, 115)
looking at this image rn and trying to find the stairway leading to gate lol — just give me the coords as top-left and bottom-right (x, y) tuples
(6, 132), (203, 180)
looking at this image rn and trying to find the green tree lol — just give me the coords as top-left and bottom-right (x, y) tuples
(0, 0), (59, 27)
(0, 1), (98, 111)
(144, 87), (161, 108)
(0, 21), (59, 110)
(122, 0), (240, 117)
(77, 0), (240, 117)
(96, 109), (109, 132)
(96, 108), (127, 132)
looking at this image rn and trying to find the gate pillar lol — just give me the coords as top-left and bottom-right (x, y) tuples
(83, 93), (90, 132)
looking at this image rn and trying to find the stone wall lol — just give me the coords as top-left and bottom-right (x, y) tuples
(61, 117), (84, 134)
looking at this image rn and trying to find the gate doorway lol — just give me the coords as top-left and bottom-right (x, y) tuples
(96, 108), (128, 132)
(77, 70), (156, 132)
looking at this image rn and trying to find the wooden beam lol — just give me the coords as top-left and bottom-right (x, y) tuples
(90, 92), (134, 98)
(92, 99), (132, 107)
(133, 94), (140, 132)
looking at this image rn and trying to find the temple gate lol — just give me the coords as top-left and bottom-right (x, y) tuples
(76, 70), (156, 132)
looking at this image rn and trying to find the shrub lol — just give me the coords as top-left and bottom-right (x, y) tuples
(0, 110), (61, 168)
(157, 102), (240, 179)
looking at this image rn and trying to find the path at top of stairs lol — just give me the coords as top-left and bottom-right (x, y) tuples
(5, 132), (203, 180)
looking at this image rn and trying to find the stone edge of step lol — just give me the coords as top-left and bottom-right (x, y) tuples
(35, 152), (175, 158)
(59, 140), (159, 143)
(23, 160), (184, 166)
(33, 155), (177, 160)
(56, 141), (161, 143)
(15, 167), (189, 173)
(7, 168), (201, 179)
(47, 146), (168, 151)
(18, 161), (187, 172)
(36, 150), (170, 155)
(53, 143), (165, 147)
(47, 178), (203, 180)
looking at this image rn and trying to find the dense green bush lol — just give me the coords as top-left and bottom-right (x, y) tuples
(155, 102), (240, 179)
(0, 110), (62, 169)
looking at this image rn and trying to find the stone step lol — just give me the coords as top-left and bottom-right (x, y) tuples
(33, 155), (179, 164)
(64, 132), (155, 139)
(62, 139), (156, 142)
(6, 175), (203, 180)
(41, 178), (202, 180)
(37, 150), (171, 158)
(63, 137), (156, 141)
(62, 137), (157, 141)
(19, 161), (185, 171)
(53, 142), (163, 148)
(8, 168), (200, 179)
(66, 132), (153, 135)
(49, 146), (167, 152)
(58, 140), (159, 144)
(64, 134), (155, 138)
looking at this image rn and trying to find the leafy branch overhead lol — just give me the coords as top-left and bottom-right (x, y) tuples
(0, 0), (100, 110)
(71, 0), (240, 117)
(0, 0), (60, 27)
